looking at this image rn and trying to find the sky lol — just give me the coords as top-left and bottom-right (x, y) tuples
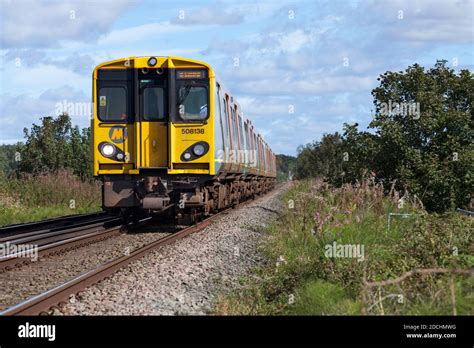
(0, 0), (473, 155)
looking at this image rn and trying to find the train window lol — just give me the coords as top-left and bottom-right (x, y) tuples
(244, 123), (250, 151)
(142, 87), (165, 121)
(231, 107), (238, 147)
(250, 129), (254, 151)
(223, 98), (230, 149)
(98, 87), (127, 122)
(254, 133), (258, 166)
(238, 116), (245, 150)
(177, 86), (208, 120)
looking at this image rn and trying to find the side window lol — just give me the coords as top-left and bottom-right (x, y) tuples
(238, 116), (245, 150)
(216, 86), (225, 149)
(98, 87), (127, 122)
(244, 123), (249, 151)
(254, 133), (258, 166)
(231, 107), (237, 146)
(142, 87), (165, 121)
(265, 146), (268, 170)
(223, 98), (230, 149)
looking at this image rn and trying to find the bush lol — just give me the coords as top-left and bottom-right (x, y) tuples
(215, 179), (473, 315)
(0, 170), (101, 225)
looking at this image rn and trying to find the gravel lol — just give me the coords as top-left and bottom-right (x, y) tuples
(57, 184), (287, 315)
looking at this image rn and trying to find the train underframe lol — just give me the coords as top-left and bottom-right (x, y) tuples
(101, 172), (275, 224)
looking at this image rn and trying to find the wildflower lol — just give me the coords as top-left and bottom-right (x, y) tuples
(314, 211), (321, 224)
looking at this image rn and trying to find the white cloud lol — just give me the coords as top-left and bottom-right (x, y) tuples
(2, 50), (96, 75)
(236, 96), (294, 116)
(235, 75), (374, 95)
(367, 0), (474, 43)
(0, 63), (90, 96)
(273, 30), (313, 53)
(97, 21), (197, 46)
(0, 0), (134, 48)
(170, 5), (244, 26)
(0, 86), (90, 142)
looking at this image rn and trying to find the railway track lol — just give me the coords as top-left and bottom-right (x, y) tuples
(0, 213), (123, 272)
(0, 211), (112, 237)
(0, 207), (233, 315)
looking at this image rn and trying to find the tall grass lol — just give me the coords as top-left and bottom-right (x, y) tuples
(0, 170), (101, 226)
(215, 178), (473, 315)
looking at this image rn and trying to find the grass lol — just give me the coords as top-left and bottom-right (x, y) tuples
(214, 178), (473, 315)
(0, 170), (101, 226)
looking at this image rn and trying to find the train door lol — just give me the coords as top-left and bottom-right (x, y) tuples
(96, 69), (136, 169)
(138, 69), (168, 168)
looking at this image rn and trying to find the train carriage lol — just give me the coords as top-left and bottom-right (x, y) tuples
(92, 56), (276, 223)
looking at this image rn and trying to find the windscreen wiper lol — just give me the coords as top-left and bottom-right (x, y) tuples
(177, 82), (194, 105)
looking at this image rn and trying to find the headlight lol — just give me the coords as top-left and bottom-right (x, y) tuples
(193, 144), (205, 156)
(101, 143), (115, 157)
(181, 142), (208, 161)
(148, 57), (157, 66)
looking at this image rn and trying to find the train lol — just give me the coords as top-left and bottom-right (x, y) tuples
(92, 56), (276, 223)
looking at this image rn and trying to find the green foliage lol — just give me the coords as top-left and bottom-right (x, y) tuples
(214, 180), (473, 315)
(0, 143), (24, 175)
(366, 60), (473, 212)
(276, 154), (296, 181)
(0, 170), (101, 226)
(18, 113), (92, 179)
(295, 132), (344, 180)
(0, 114), (99, 225)
(288, 280), (362, 315)
(295, 61), (473, 213)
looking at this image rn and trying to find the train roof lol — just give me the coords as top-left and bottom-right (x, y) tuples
(94, 56), (215, 77)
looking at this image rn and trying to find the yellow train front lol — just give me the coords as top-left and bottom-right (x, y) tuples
(92, 56), (276, 223)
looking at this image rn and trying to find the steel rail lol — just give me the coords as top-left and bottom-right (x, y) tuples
(0, 211), (110, 237)
(0, 226), (123, 272)
(0, 218), (123, 272)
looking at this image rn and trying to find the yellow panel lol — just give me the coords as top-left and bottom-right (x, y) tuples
(140, 122), (168, 167)
(168, 123), (214, 175)
(93, 123), (135, 175)
(167, 76), (216, 175)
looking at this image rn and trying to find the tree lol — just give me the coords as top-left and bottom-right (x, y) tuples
(276, 154), (296, 181)
(368, 60), (473, 212)
(295, 132), (344, 180)
(0, 143), (24, 175)
(295, 61), (473, 212)
(19, 113), (92, 179)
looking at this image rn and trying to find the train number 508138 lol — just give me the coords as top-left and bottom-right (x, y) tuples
(181, 128), (205, 134)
